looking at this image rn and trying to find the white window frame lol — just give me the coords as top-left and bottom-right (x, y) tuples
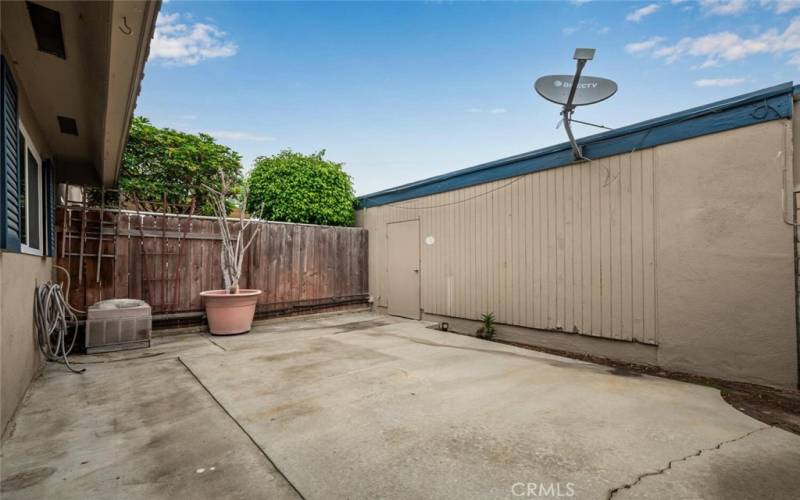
(19, 122), (44, 256)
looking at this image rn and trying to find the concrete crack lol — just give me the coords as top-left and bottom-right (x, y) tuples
(204, 335), (228, 351)
(177, 357), (306, 499)
(606, 427), (770, 500)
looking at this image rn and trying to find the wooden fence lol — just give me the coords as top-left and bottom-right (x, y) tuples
(56, 207), (369, 317)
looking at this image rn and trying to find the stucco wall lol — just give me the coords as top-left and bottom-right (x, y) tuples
(1, 252), (51, 435)
(0, 42), (54, 436)
(654, 119), (796, 387)
(358, 119), (797, 388)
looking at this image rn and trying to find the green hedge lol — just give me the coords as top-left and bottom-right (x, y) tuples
(247, 150), (355, 226)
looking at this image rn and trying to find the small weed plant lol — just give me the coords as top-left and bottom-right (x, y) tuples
(478, 312), (496, 340)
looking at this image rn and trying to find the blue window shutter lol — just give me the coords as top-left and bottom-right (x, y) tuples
(43, 159), (55, 256)
(0, 55), (21, 252)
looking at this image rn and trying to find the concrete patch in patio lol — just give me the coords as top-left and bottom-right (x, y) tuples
(0, 354), (299, 499)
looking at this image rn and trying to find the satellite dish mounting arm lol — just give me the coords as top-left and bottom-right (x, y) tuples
(534, 49), (615, 161)
(562, 48), (595, 161)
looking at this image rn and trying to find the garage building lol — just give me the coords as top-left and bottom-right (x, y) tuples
(357, 82), (800, 389)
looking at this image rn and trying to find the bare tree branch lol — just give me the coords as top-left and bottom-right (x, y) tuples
(204, 168), (260, 293)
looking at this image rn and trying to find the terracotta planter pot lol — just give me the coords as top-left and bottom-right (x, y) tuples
(201, 289), (262, 335)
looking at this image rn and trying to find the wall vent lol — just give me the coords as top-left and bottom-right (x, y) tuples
(57, 116), (78, 136)
(26, 2), (66, 60)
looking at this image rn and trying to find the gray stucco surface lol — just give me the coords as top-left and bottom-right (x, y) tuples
(0, 252), (51, 435)
(2, 312), (799, 499)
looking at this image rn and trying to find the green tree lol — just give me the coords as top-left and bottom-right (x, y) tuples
(118, 117), (243, 215)
(247, 150), (356, 226)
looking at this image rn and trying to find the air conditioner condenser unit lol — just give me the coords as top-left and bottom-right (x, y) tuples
(85, 299), (151, 354)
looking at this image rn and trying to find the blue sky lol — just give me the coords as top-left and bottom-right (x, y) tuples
(137, 0), (800, 195)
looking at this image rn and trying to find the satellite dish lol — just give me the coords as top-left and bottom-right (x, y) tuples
(534, 75), (618, 106)
(533, 48), (617, 161)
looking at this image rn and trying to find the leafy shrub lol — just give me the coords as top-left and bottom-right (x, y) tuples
(117, 117), (243, 215)
(246, 150), (356, 226)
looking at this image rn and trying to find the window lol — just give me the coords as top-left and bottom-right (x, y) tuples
(19, 123), (43, 255)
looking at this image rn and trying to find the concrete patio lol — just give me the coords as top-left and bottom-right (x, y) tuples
(2, 311), (799, 499)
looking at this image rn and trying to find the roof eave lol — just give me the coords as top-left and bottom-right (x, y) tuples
(359, 81), (795, 208)
(101, 0), (161, 187)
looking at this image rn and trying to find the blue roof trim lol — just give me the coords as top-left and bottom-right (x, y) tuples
(359, 82), (795, 208)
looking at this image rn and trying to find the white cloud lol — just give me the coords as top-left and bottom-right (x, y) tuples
(563, 20), (611, 36)
(206, 131), (275, 142)
(651, 38), (691, 63)
(697, 58), (720, 68)
(699, 0), (748, 15)
(761, 0), (800, 14)
(150, 12), (238, 66)
(570, 0), (592, 5)
(694, 77), (747, 87)
(626, 4), (661, 22)
(777, 0), (800, 13)
(632, 17), (800, 67)
(489, 108), (507, 114)
(625, 36), (666, 54)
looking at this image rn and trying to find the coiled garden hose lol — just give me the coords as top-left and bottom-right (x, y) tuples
(34, 282), (85, 374)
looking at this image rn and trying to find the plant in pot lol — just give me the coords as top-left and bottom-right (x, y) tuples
(200, 171), (264, 335)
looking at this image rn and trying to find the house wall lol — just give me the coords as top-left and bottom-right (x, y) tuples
(0, 45), (54, 436)
(0, 252), (51, 435)
(1, 1), (158, 436)
(358, 119), (798, 388)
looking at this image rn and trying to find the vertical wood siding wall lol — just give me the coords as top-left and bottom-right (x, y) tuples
(359, 149), (658, 344)
(56, 209), (368, 315)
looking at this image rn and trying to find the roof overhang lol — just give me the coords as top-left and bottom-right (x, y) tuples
(359, 82), (796, 208)
(0, 0), (160, 187)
